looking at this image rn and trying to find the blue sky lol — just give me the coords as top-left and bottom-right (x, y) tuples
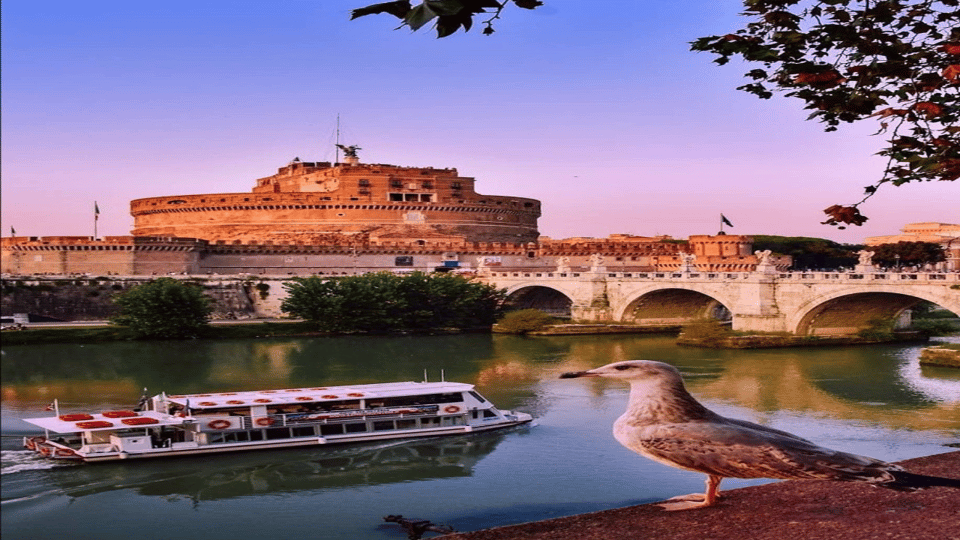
(2, 1), (956, 243)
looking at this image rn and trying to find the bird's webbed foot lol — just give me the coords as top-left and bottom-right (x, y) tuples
(656, 493), (718, 511)
(656, 475), (723, 511)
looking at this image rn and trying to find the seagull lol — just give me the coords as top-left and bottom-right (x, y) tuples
(560, 360), (960, 511)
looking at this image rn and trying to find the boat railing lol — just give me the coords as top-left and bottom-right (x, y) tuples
(201, 404), (446, 431)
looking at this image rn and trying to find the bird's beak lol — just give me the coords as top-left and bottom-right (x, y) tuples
(559, 370), (599, 379)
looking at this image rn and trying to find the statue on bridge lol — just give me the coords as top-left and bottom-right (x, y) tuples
(857, 250), (875, 266)
(555, 256), (571, 274)
(753, 249), (776, 273)
(589, 253), (605, 272)
(679, 252), (697, 273)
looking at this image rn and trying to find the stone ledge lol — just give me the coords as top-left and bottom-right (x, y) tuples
(442, 451), (960, 540)
(919, 346), (960, 368)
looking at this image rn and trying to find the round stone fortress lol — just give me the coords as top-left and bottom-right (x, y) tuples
(130, 156), (542, 244)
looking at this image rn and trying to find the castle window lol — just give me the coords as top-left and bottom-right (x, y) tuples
(404, 194), (418, 202)
(167, 200), (187, 205)
(419, 194), (433, 202)
(390, 180), (402, 188)
(395, 256), (414, 267)
(389, 193), (403, 201)
(451, 182), (461, 189)
(358, 179), (370, 186)
(422, 181), (433, 189)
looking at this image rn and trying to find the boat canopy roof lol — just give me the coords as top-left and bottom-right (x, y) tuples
(23, 410), (186, 434)
(165, 381), (475, 410)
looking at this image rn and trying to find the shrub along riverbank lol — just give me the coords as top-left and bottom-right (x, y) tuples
(0, 321), (325, 345)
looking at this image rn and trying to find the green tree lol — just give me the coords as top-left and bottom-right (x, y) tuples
(281, 272), (506, 332)
(751, 235), (861, 269)
(110, 278), (213, 339)
(352, 0), (959, 228)
(868, 241), (946, 267)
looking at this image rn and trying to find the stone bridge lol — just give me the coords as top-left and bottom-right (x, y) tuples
(479, 268), (960, 335)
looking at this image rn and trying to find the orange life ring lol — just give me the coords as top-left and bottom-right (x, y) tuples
(55, 448), (77, 458)
(218, 392), (237, 396)
(122, 417), (159, 426)
(226, 400), (245, 405)
(255, 417), (275, 427)
(260, 390), (277, 394)
(208, 419), (231, 430)
(254, 399), (272, 403)
(311, 387), (328, 391)
(196, 394), (212, 397)
(295, 396), (314, 401)
(197, 401), (218, 407)
(347, 393), (364, 398)
(25, 437), (43, 450)
(287, 389), (302, 392)
(59, 414), (94, 422)
(38, 445), (52, 456)
(77, 420), (114, 429)
(444, 406), (461, 414)
(102, 410), (138, 418)
(321, 395), (339, 400)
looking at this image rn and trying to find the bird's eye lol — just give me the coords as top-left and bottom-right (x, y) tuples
(614, 365), (634, 371)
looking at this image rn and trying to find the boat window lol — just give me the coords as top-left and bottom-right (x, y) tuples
(483, 409), (498, 418)
(266, 427), (291, 440)
(320, 424), (343, 436)
(344, 422), (367, 433)
(249, 430), (264, 441)
(442, 416), (464, 427)
(397, 419), (416, 430)
(380, 393), (462, 408)
(291, 426), (315, 437)
(373, 420), (394, 431)
(421, 417), (441, 428)
(469, 391), (487, 403)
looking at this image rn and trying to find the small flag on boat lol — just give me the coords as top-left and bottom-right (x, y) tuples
(44, 402), (55, 411)
(721, 214), (733, 227)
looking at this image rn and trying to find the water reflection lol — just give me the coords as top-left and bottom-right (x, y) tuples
(3, 335), (958, 436)
(38, 432), (509, 503)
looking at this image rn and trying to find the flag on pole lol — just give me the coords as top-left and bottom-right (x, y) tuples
(10, 226), (15, 237)
(721, 214), (733, 227)
(95, 202), (100, 221)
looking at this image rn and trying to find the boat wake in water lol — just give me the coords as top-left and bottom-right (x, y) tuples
(1, 450), (63, 476)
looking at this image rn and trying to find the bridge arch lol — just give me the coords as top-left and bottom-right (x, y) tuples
(789, 287), (959, 336)
(502, 283), (576, 318)
(616, 285), (733, 326)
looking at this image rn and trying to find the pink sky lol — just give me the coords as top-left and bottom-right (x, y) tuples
(2, 1), (956, 245)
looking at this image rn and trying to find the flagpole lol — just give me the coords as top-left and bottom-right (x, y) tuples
(94, 201), (99, 240)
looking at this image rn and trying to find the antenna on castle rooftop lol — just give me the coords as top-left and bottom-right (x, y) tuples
(335, 113), (341, 164)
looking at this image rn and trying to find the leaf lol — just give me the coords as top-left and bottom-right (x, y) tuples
(405, 3), (439, 31)
(943, 64), (960, 82)
(513, 0), (543, 9)
(351, 0), (412, 20)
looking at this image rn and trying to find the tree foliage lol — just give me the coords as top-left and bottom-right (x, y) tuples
(110, 278), (213, 339)
(494, 308), (557, 334)
(280, 272), (506, 332)
(691, 0), (959, 228)
(751, 234), (861, 269)
(352, 0), (959, 228)
(867, 240), (946, 266)
(351, 0), (542, 37)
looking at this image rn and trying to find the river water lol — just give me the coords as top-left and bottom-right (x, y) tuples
(2, 334), (959, 540)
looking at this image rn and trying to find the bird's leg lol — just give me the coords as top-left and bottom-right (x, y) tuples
(656, 475), (723, 511)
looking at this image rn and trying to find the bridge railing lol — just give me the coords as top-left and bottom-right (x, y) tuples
(482, 269), (960, 283)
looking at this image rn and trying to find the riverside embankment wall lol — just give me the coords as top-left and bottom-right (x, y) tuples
(0, 276), (281, 321)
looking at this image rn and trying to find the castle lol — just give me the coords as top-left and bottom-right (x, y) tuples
(1, 154), (779, 276)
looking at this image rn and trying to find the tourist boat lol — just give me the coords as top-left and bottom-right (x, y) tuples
(21, 381), (533, 463)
